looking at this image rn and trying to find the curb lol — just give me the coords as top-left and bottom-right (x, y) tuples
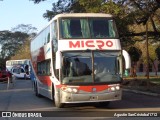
(123, 89), (160, 97)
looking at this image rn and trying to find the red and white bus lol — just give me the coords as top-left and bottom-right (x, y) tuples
(30, 13), (131, 108)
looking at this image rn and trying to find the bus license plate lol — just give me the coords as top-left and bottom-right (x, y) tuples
(90, 96), (98, 101)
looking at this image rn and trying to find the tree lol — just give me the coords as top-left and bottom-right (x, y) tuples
(128, 47), (142, 77)
(155, 46), (160, 60)
(43, 0), (86, 21)
(31, 0), (160, 36)
(125, 0), (160, 38)
(11, 24), (37, 35)
(0, 30), (29, 67)
(135, 41), (158, 75)
(0, 30), (29, 59)
(0, 24), (37, 68)
(10, 38), (31, 60)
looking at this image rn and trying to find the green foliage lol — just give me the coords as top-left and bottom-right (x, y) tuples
(10, 38), (31, 60)
(79, 0), (102, 13)
(43, 0), (86, 21)
(31, 0), (160, 36)
(135, 41), (157, 64)
(0, 24), (37, 68)
(0, 30), (29, 59)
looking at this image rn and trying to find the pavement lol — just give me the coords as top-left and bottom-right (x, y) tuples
(0, 77), (33, 91)
(123, 88), (160, 97)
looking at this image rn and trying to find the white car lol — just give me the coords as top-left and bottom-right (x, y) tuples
(11, 66), (30, 79)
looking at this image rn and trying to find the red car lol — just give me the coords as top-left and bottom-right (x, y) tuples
(0, 69), (12, 82)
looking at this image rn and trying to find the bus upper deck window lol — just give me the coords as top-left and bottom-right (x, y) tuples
(70, 20), (82, 38)
(92, 20), (109, 38)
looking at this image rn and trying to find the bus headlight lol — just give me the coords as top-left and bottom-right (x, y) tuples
(72, 88), (78, 93)
(67, 88), (72, 92)
(115, 86), (120, 90)
(61, 87), (79, 93)
(109, 85), (120, 92)
(110, 87), (115, 91)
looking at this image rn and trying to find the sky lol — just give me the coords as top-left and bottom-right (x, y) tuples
(0, 0), (57, 32)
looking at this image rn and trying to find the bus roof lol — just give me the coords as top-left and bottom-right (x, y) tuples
(52, 13), (113, 20)
(6, 59), (30, 63)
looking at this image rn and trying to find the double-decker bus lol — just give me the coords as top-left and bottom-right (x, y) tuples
(30, 13), (131, 108)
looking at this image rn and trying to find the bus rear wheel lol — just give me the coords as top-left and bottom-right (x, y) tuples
(34, 82), (42, 97)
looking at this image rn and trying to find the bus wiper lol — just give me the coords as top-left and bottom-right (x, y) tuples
(65, 49), (91, 59)
(95, 49), (118, 57)
(66, 55), (82, 59)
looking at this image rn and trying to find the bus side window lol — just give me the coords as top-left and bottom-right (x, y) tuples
(47, 33), (50, 43)
(52, 20), (58, 52)
(37, 60), (51, 76)
(47, 26), (50, 43)
(21, 68), (25, 73)
(52, 21), (57, 40)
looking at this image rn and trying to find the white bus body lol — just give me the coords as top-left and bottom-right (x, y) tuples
(30, 13), (131, 108)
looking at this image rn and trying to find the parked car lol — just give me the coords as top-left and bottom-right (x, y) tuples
(0, 68), (12, 82)
(11, 66), (30, 79)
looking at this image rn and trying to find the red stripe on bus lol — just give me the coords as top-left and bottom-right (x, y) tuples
(38, 76), (52, 86)
(79, 85), (109, 92)
(56, 84), (63, 88)
(37, 47), (45, 61)
(56, 85), (110, 92)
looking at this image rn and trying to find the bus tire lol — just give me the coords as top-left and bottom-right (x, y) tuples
(53, 86), (64, 108)
(52, 84), (64, 108)
(55, 98), (64, 108)
(34, 82), (42, 98)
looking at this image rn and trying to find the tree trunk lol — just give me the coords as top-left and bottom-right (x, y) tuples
(150, 58), (157, 76)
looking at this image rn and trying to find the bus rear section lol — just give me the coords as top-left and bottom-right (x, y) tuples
(30, 13), (131, 108)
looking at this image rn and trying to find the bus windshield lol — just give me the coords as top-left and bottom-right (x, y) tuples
(60, 18), (118, 39)
(62, 51), (121, 85)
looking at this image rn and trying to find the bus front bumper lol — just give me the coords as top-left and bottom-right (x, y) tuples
(60, 90), (122, 103)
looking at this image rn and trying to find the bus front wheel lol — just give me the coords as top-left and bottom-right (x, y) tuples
(54, 90), (64, 108)
(55, 98), (64, 108)
(52, 84), (64, 108)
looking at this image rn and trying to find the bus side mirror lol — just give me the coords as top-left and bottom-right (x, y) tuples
(122, 50), (131, 69)
(55, 51), (62, 69)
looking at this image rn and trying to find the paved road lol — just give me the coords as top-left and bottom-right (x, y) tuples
(0, 79), (160, 120)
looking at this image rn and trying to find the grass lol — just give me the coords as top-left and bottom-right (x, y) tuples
(123, 76), (160, 94)
(124, 76), (160, 84)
